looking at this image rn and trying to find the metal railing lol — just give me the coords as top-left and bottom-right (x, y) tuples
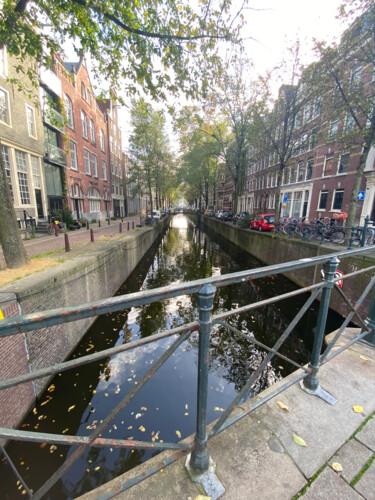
(0, 247), (374, 498)
(44, 142), (67, 166)
(43, 107), (65, 132)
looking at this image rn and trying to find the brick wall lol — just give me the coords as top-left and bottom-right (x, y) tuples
(0, 293), (35, 430)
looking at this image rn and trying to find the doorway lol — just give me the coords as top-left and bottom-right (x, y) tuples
(35, 190), (44, 218)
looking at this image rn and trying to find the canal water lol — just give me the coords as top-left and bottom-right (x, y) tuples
(1, 215), (343, 499)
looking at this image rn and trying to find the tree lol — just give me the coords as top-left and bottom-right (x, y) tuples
(0, 0), (247, 100)
(313, 2), (375, 230)
(128, 98), (174, 216)
(0, 144), (29, 268)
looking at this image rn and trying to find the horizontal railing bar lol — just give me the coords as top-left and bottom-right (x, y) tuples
(0, 248), (372, 337)
(0, 322), (198, 391)
(0, 428), (191, 451)
(210, 371), (308, 436)
(217, 320), (309, 373)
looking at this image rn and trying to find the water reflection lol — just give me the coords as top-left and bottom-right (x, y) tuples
(0, 216), (342, 499)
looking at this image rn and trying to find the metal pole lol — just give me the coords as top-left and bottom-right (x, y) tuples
(189, 283), (216, 472)
(362, 284), (375, 346)
(127, 222), (130, 231)
(303, 257), (339, 392)
(348, 227), (355, 249)
(119, 222), (122, 233)
(64, 233), (70, 252)
(108, 218), (110, 225)
(87, 221), (90, 231)
(132, 221), (134, 229)
(361, 215), (370, 247)
(98, 220), (101, 228)
(90, 229), (94, 242)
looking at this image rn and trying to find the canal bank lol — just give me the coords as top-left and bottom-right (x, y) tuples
(197, 214), (375, 323)
(0, 217), (169, 429)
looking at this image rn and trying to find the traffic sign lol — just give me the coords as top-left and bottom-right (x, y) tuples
(358, 191), (365, 201)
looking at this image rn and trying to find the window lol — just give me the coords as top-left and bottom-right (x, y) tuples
(323, 156), (334, 176)
(289, 165), (295, 184)
(26, 106), (36, 137)
(69, 140), (78, 170)
(0, 47), (7, 77)
(91, 153), (98, 177)
(297, 162), (304, 182)
(0, 88), (10, 124)
(295, 112), (302, 129)
(306, 159), (313, 181)
(30, 156), (41, 188)
(338, 151), (350, 174)
(102, 159), (107, 180)
(15, 150), (30, 204)
(303, 104), (310, 124)
(332, 189), (344, 210)
(300, 134), (308, 154)
(88, 187), (101, 212)
(283, 168), (288, 185)
(344, 113), (356, 133)
(312, 97), (321, 119)
(84, 149), (91, 174)
(350, 63), (361, 87)
(81, 82), (87, 101)
(110, 136), (113, 152)
(90, 118), (95, 144)
(329, 119), (339, 138)
(87, 90), (91, 106)
(318, 190), (328, 210)
(309, 128), (318, 150)
(64, 95), (74, 128)
(100, 129), (105, 151)
(81, 111), (88, 139)
(1, 145), (13, 201)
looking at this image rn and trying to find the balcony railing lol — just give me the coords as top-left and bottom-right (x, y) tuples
(43, 107), (65, 132)
(0, 247), (374, 499)
(44, 142), (67, 166)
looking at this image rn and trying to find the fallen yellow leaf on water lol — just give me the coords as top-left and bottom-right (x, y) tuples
(277, 401), (289, 412)
(48, 384), (55, 393)
(135, 413), (142, 419)
(139, 425), (146, 432)
(176, 430), (181, 439)
(214, 407), (225, 412)
(353, 406), (364, 413)
(95, 466), (100, 471)
(67, 405), (75, 412)
(359, 356), (368, 361)
(293, 433), (307, 447)
(332, 462), (343, 472)
(194, 496), (211, 500)
(39, 443), (46, 448)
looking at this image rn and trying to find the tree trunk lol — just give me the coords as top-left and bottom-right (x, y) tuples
(0, 144), (30, 268)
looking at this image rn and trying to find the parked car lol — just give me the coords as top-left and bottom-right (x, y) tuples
(152, 210), (161, 220)
(216, 210), (224, 219)
(234, 211), (249, 221)
(222, 211), (233, 221)
(250, 214), (275, 231)
(205, 210), (215, 217)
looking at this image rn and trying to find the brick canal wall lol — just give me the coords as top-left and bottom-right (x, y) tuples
(197, 215), (375, 323)
(0, 219), (169, 428)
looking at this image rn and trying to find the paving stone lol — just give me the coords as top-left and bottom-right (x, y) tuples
(300, 467), (363, 500)
(355, 417), (375, 452)
(329, 438), (373, 483)
(354, 460), (375, 500)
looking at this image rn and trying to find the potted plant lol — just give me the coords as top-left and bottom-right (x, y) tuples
(79, 217), (88, 227)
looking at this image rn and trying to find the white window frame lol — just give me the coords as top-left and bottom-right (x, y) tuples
(337, 151), (350, 175)
(102, 159), (107, 181)
(0, 87), (11, 126)
(305, 159), (313, 181)
(331, 188), (344, 211)
(81, 111), (88, 140)
(69, 140), (78, 170)
(91, 153), (98, 177)
(329, 119), (339, 138)
(15, 150), (31, 205)
(84, 148), (91, 175)
(64, 94), (74, 129)
(323, 156), (334, 177)
(25, 105), (37, 138)
(297, 162), (304, 182)
(90, 118), (96, 144)
(0, 47), (7, 77)
(100, 129), (105, 151)
(318, 190), (329, 210)
(30, 155), (41, 188)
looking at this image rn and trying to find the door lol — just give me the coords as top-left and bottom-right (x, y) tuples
(74, 199), (81, 220)
(35, 190), (44, 218)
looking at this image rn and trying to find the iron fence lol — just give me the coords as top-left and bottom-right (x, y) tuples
(0, 247), (374, 498)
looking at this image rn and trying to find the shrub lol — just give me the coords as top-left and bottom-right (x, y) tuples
(239, 214), (251, 227)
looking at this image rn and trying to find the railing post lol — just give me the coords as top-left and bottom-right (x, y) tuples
(362, 285), (375, 346)
(90, 228), (94, 242)
(64, 233), (70, 252)
(348, 227), (355, 249)
(189, 283), (216, 472)
(303, 257), (339, 394)
(361, 215), (370, 247)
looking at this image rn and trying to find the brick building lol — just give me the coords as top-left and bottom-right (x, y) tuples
(55, 55), (112, 221)
(0, 47), (46, 229)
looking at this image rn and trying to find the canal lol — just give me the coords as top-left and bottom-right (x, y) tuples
(1, 215), (344, 499)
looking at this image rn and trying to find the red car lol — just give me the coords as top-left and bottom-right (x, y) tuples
(250, 214), (275, 231)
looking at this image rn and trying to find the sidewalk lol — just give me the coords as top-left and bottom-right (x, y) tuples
(79, 329), (375, 500)
(0, 216), (141, 268)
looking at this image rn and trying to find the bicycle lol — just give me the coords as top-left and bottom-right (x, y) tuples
(46, 216), (63, 236)
(306, 218), (346, 245)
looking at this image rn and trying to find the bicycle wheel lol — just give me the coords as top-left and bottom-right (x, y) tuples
(46, 224), (54, 235)
(330, 229), (345, 245)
